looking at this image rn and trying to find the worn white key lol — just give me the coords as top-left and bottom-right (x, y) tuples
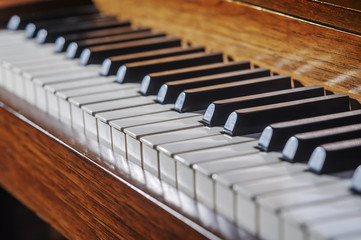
(4, 59), (72, 93)
(176, 136), (259, 197)
(0, 43), (54, 57)
(213, 162), (306, 222)
(56, 82), (138, 124)
(110, 111), (199, 157)
(46, 80), (121, 118)
(256, 180), (352, 240)
(233, 171), (337, 234)
(307, 213), (361, 240)
(125, 116), (203, 166)
(194, 152), (280, 210)
(281, 196), (361, 240)
(82, 93), (156, 139)
(158, 135), (258, 188)
(141, 126), (222, 177)
(97, 104), (171, 147)
(69, 91), (152, 132)
(33, 70), (100, 112)
(23, 66), (85, 104)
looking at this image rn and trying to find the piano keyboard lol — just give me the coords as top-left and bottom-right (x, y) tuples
(1, 6), (361, 240)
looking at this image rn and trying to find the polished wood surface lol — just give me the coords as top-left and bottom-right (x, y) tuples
(237, 0), (361, 35)
(94, 0), (361, 104)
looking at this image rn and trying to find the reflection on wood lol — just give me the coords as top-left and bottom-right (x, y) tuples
(93, 0), (361, 104)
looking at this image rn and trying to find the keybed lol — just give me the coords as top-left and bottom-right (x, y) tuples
(1, 5), (361, 240)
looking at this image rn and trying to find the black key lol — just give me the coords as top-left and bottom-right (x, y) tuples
(203, 85), (324, 127)
(25, 14), (110, 38)
(156, 68), (270, 104)
(66, 31), (166, 59)
(7, 4), (98, 30)
(116, 52), (223, 83)
(224, 94), (350, 136)
(55, 27), (150, 53)
(308, 138), (361, 174)
(174, 75), (292, 112)
(351, 165), (361, 193)
(258, 110), (361, 152)
(101, 46), (206, 76)
(282, 123), (361, 163)
(36, 19), (130, 44)
(139, 61), (250, 95)
(79, 37), (181, 65)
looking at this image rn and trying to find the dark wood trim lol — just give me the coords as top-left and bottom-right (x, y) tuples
(237, 0), (361, 35)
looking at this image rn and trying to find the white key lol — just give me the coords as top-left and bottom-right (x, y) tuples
(70, 94), (153, 132)
(256, 180), (352, 240)
(47, 81), (121, 118)
(158, 136), (258, 188)
(125, 116), (203, 166)
(97, 104), (171, 147)
(175, 136), (259, 197)
(5, 59), (72, 94)
(57, 82), (138, 124)
(23, 66), (83, 104)
(281, 196), (361, 240)
(34, 70), (100, 111)
(307, 213), (361, 240)
(141, 126), (222, 177)
(213, 162), (306, 222)
(109, 111), (199, 157)
(45, 77), (117, 118)
(194, 152), (281, 210)
(234, 171), (337, 234)
(82, 94), (155, 139)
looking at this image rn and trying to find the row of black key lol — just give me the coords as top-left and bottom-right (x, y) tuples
(8, 5), (361, 193)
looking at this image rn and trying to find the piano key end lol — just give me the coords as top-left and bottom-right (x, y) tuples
(223, 112), (238, 136)
(116, 65), (127, 83)
(139, 75), (151, 95)
(79, 48), (90, 65)
(308, 146), (326, 174)
(67, 42), (79, 59)
(174, 92), (185, 112)
(100, 58), (111, 76)
(25, 23), (36, 38)
(351, 165), (361, 193)
(281, 136), (298, 162)
(156, 84), (168, 104)
(202, 103), (215, 126)
(258, 126), (273, 151)
(36, 29), (48, 44)
(7, 15), (20, 31)
(54, 37), (66, 53)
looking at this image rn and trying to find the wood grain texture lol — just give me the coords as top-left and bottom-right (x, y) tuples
(93, 0), (361, 104)
(238, 0), (361, 35)
(0, 87), (256, 239)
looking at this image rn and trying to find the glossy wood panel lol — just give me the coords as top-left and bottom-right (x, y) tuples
(94, 0), (361, 104)
(238, 0), (361, 35)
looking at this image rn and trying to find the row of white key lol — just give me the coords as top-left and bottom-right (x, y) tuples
(1, 30), (360, 240)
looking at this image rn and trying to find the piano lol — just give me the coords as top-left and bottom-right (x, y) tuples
(1, 0), (361, 239)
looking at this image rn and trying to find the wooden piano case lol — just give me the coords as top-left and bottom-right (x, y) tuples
(0, 0), (360, 239)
